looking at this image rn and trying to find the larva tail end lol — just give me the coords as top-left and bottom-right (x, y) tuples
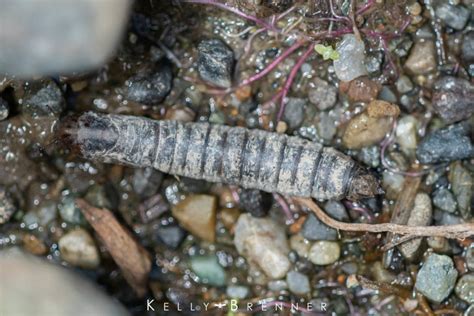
(347, 171), (384, 201)
(53, 114), (82, 155)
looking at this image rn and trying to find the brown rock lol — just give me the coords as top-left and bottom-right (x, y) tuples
(22, 234), (48, 255)
(58, 228), (100, 269)
(172, 194), (217, 242)
(164, 105), (196, 122)
(342, 100), (400, 149)
(345, 77), (381, 103)
(405, 40), (437, 75)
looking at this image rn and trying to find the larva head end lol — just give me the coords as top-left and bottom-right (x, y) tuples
(53, 114), (82, 155)
(347, 172), (384, 200)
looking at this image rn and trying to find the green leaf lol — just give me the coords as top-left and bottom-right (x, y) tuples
(314, 44), (340, 61)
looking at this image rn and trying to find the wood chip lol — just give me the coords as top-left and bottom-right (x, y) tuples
(76, 198), (151, 297)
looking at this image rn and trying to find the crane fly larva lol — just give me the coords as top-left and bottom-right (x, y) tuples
(56, 112), (382, 200)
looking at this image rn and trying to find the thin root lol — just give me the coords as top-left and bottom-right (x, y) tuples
(297, 197), (474, 239)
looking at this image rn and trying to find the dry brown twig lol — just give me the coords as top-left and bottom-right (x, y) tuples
(76, 198), (152, 297)
(297, 198), (474, 239)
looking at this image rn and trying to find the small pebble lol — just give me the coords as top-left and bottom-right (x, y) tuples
(290, 234), (311, 258)
(0, 97), (9, 121)
(415, 253), (458, 303)
(276, 120), (288, 133)
(432, 76), (474, 124)
(126, 62), (172, 105)
(308, 78), (337, 110)
(302, 200), (348, 241)
(308, 241), (341, 265)
(462, 31), (474, 63)
(164, 105), (196, 122)
(226, 285), (249, 299)
(58, 195), (85, 225)
(343, 100), (400, 149)
(172, 194), (217, 242)
(466, 244), (474, 272)
(344, 77), (381, 103)
(197, 39), (234, 88)
(282, 98), (305, 130)
(432, 188), (457, 213)
(22, 81), (65, 118)
(190, 255), (226, 286)
(58, 228), (100, 269)
(404, 40), (437, 75)
(395, 115), (418, 154)
(234, 213), (290, 279)
(416, 121), (474, 164)
(268, 280), (288, 292)
(286, 270), (311, 295)
(449, 162), (472, 220)
(0, 187), (16, 224)
(398, 193), (432, 261)
(333, 34), (368, 81)
(435, 3), (470, 30)
(396, 75), (414, 94)
(455, 273), (474, 304)
(238, 189), (272, 218)
(156, 224), (186, 249)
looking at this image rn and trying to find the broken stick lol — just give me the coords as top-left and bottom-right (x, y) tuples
(76, 198), (151, 297)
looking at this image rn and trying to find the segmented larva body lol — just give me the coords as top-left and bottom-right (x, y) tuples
(58, 112), (381, 201)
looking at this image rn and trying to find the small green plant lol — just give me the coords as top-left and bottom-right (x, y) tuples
(314, 44), (340, 61)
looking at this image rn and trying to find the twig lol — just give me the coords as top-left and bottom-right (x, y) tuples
(348, 275), (411, 299)
(276, 43), (315, 122)
(76, 199), (152, 297)
(296, 198), (474, 239)
(380, 234), (418, 251)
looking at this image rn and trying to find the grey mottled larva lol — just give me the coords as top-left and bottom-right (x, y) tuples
(57, 112), (382, 200)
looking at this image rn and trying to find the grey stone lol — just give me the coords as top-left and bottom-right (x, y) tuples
(268, 280), (288, 291)
(333, 34), (368, 81)
(22, 82), (65, 118)
(132, 168), (163, 198)
(365, 51), (383, 75)
(0, 0), (131, 77)
(286, 271), (311, 295)
(0, 187), (16, 224)
(433, 188), (457, 213)
(197, 39), (234, 88)
(462, 32), (474, 63)
(396, 75), (414, 94)
(415, 253), (458, 303)
(226, 285), (249, 299)
(302, 201), (347, 241)
(455, 273), (474, 304)
(0, 98), (8, 121)
(467, 244), (474, 272)
(308, 79), (337, 111)
(234, 213), (290, 279)
(0, 248), (128, 316)
(126, 63), (172, 105)
(316, 111), (337, 141)
(156, 224), (186, 249)
(290, 234), (311, 258)
(416, 121), (474, 164)
(58, 195), (85, 225)
(435, 3), (470, 30)
(282, 98), (305, 130)
(190, 255), (226, 286)
(432, 77), (474, 124)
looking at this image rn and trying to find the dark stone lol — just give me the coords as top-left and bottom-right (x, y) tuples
(126, 62), (172, 105)
(239, 189), (272, 218)
(282, 98), (305, 130)
(156, 224), (186, 249)
(197, 39), (234, 88)
(132, 168), (163, 198)
(302, 200), (348, 241)
(462, 32), (474, 63)
(0, 97), (8, 121)
(432, 76), (474, 124)
(416, 121), (474, 164)
(22, 81), (65, 118)
(435, 3), (470, 30)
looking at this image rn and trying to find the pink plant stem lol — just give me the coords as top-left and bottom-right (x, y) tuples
(273, 193), (294, 224)
(276, 43), (314, 122)
(182, 0), (277, 32)
(239, 40), (305, 87)
(356, 0), (375, 15)
(329, 0), (351, 23)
